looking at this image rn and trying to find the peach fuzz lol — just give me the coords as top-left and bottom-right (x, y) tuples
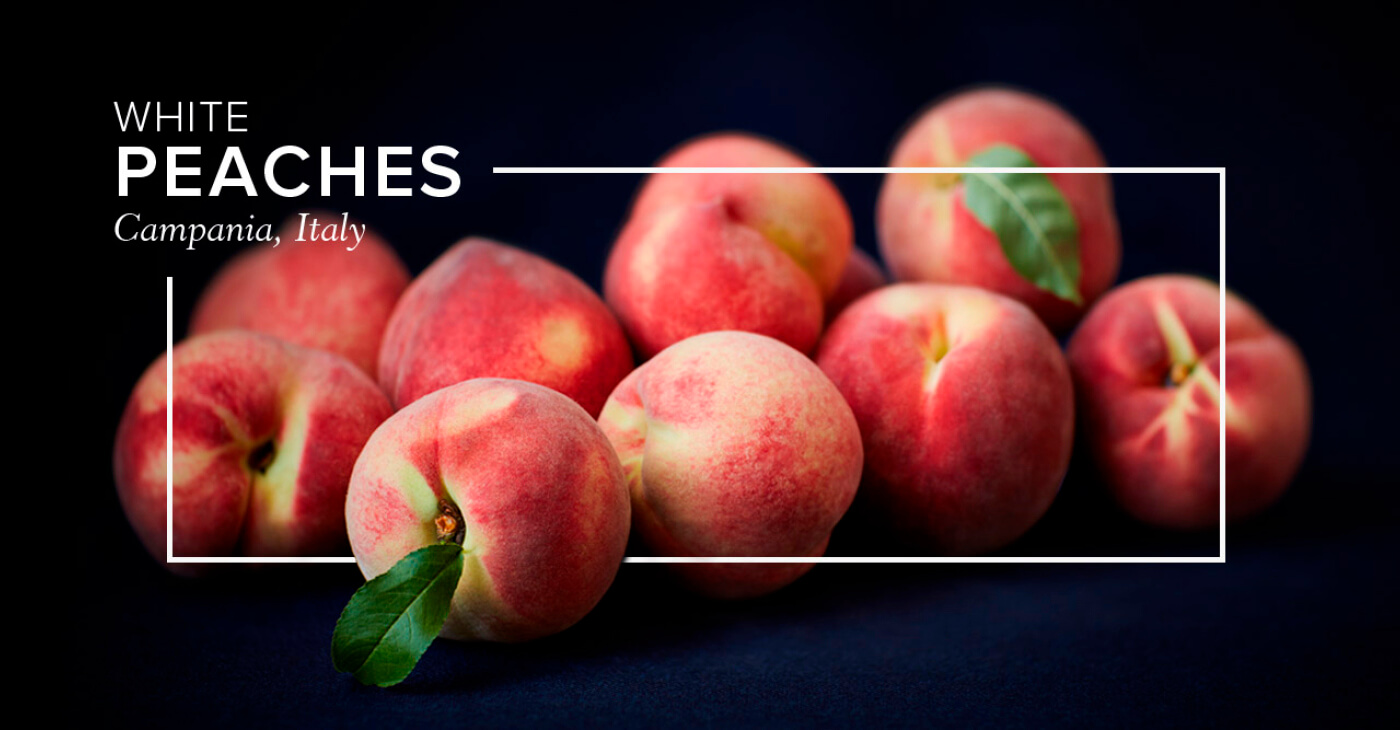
(191, 212), (409, 377)
(345, 379), (630, 642)
(604, 133), (854, 358)
(877, 88), (1120, 332)
(1066, 275), (1311, 529)
(377, 238), (633, 416)
(825, 248), (888, 324)
(113, 331), (394, 574)
(598, 331), (863, 598)
(816, 284), (1074, 554)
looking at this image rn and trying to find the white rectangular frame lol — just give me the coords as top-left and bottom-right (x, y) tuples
(166, 165), (1227, 566)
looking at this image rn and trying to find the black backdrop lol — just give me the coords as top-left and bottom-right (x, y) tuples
(87, 1), (1397, 725)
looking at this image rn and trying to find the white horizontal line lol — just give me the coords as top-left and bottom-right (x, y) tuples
(165, 555), (1224, 565)
(167, 556), (358, 564)
(622, 556), (1225, 564)
(493, 166), (1225, 174)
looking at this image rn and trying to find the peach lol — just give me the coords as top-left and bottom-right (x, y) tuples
(604, 133), (854, 358)
(877, 88), (1120, 332)
(377, 239), (633, 415)
(191, 211), (410, 376)
(598, 331), (863, 598)
(816, 284), (1074, 554)
(825, 247), (888, 324)
(113, 331), (394, 574)
(1066, 275), (1311, 528)
(345, 379), (630, 642)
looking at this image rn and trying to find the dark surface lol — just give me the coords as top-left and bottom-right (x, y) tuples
(86, 1), (1398, 725)
(80, 467), (1397, 727)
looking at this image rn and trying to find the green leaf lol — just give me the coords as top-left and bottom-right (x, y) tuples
(331, 544), (464, 687)
(963, 144), (1083, 305)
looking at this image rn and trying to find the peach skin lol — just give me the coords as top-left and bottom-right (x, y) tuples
(346, 379), (631, 642)
(605, 133), (854, 358)
(1066, 275), (1311, 529)
(191, 211), (409, 377)
(816, 284), (1074, 554)
(112, 331), (394, 574)
(877, 88), (1120, 332)
(598, 331), (863, 598)
(378, 238), (633, 416)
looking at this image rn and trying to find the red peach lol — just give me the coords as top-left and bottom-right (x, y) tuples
(345, 379), (630, 642)
(113, 331), (393, 574)
(191, 211), (409, 377)
(816, 284), (1074, 554)
(1066, 275), (1311, 528)
(377, 238), (633, 416)
(605, 133), (854, 358)
(598, 331), (863, 598)
(877, 88), (1120, 332)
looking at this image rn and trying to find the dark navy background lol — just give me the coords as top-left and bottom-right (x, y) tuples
(88, 1), (1397, 725)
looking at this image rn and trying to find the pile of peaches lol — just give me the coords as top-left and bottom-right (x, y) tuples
(114, 88), (1311, 642)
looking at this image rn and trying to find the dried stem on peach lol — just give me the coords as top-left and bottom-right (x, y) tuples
(434, 499), (465, 546)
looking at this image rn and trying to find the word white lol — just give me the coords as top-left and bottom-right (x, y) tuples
(115, 214), (274, 251)
(118, 146), (461, 198)
(114, 101), (248, 133)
